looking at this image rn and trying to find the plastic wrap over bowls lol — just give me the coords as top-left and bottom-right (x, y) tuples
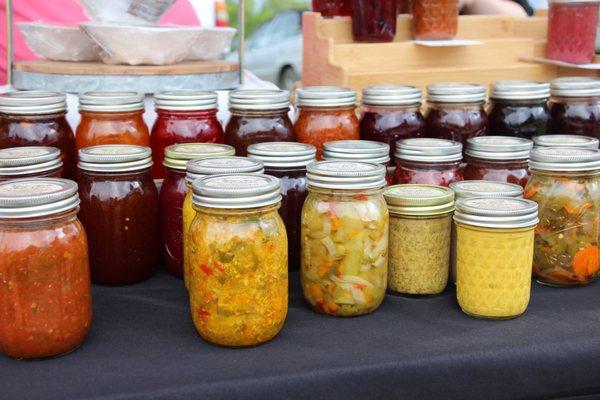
(185, 27), (237, 61)
(78, 0), (162, 26)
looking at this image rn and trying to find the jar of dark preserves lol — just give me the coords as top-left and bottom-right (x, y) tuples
(395, 138), (463, 186)
(488, 80), (550, 139)
(225, 90), (294, 156)
(533, 134), (600, 150)
(248, 142), (317, 271)
(398, 0), (412, 13)
(0, 91), (77, 179)
(548, 77), (600, 139)
(151, 90), (225, 180)
(0, 146), (63, 182)
(351, 0), (397, 43)
(412, 0), (458, 40)
(312, 0), (351, 17)
(78, 145), (159, 285)
(323, 140), (393, 183)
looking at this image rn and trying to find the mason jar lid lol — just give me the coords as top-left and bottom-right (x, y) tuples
(454, 197), (539, 229)
(0, 178), (79, 219)
(186, 156), (264, 184)
(550, 77), (600, 97)
(0, 91), (67, 115)
(323, 140), (391, 165)
(361, 84), (422, 106)
(427, 83), (487, 103)
(154, 90), (218, 111)
(0, 146), (63, 177)
(192, 174), (281, 209)
(247, 142), (317, 168)
(396, 138), (463, 162)
(78, 145), (152, 172)
(384, 184), (454, 216)
(529, 147), (600, 172)
(466, 136), (533, 160)
(79, 91), (145, 112)
(228, 89), (290, 111)
(164, 143), (235, 170)
(296, 86), (357, 108)
(491, 80), (551, 100)
(533, 134), (600, 150)
(450, 180), (524, 200)
(306, 161), (387, 190)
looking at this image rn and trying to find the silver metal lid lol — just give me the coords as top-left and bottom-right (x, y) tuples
(450, 180), (524, 200)
(154, 90), (218, 111)
(78, 145), (153, 172)
(396, 138), (463, 162)
(454, 197), (539, 229)
(228, 89), (290, 111)
(186, 157), (264, 184)
(192, 174), (281, 209)
(491, 80), (551, 100)
(296, 86), (357, 108)
(0, 146), (63, 177)
(361, 85), (422, 106)
(529, 147), (600, 172)
(79, 92), (145, 112)
(0, 91), (67, 115)
(0, 178), (79, 219)
(163, 143), (235, 170)
(306, 161), (387, 190)
(427, 83), (487, 103)
(533, 134), (600, 150)
(550, 77), (600, 98)
(466, 136), (533, 160)
(323, 140), (390, 164)
(384, 184), (455, 216)
(247, 142), (317, 168)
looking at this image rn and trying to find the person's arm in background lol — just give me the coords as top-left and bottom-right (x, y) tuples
(459, 0), (532, 17)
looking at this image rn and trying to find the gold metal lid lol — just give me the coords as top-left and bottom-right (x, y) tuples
(384, 184), (454, 216)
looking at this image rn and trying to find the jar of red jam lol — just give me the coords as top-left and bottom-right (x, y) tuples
(248, 142), (317, 271)
(295, 86), (359, 159)
(0, 146), (63, 182)
(395, 138), (463, 186)
(360, 85), (426, 159)
(323, 140), (393, 183)
(533, 134), (600, 150)
(425, 83), (488, 150)
(312, 0), (351, 17)
(488, 80), (550, 139)
(398, 0), (412, 13)
(547, 0), (600, 64)
(548, 77), (600, 139)
(0, 91), (77, 179)
(0, 178), (92, 359)
(351, 0), (397, 42)
(76, 92), (149, 151)
(78, 145), (159, 285)
(464, 136), (534, 188)
(150, 90), (225, 180)
(412, 0), (459, 40)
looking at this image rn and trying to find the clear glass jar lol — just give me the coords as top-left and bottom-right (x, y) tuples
(384, 185), (454, 296)
(394, 138), (463, 186)
(525, 147), (600, 286)
(0, 146), (63, 182)
(189, 175), (288, 347)
(0, 178), (92, 359)
(454, 197), (538, 319)
(533, 134), (599, 150)
(312, 0), (352, 17)
(323, 140), (393, 183)
(548, 77), (600, 139)
(301, 161), (388, 317)
(412, 0), (459, 40)
(351, 0), (397, 42)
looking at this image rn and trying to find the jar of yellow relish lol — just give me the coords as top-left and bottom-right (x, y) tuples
(188, 174), (287, 347)
(454, 197), (538, 319)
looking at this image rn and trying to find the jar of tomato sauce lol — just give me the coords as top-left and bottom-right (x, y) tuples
(76, 92), (149, 151)
(351, 0), (397, 42)
(295, 86), (359, 159)
(323, 140), (393, 183)
(395, 138), (463, 186)
(312, 0), (351, 17)
(0, 146), (63, 182)
(0, 91), (77, 179)
(533, 134), (600, 150)
(548, 77), (600, 139)
(412, 0), (459, 40)
(78, 145), (159, 285)
(0, 178), (92, 359)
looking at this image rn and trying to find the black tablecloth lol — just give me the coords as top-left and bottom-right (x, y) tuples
(3, 270), (600, 400)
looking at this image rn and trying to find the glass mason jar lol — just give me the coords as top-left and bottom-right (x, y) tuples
(0, 91), (77, 179)
(301, 161), (389, 317)
(412, 0), (459, 40)
(351, 0), (397, 42)
(76, 92), (150, 151)
(384, 185), (454, 296)
(0, 146), (63, 182)
(525, 147), (600, 286)
(312, 0), (352, 17)
(295, 87), (360, 159)
(533, 134), (599, 150)
(77, 145), (159, 285)
(323, 139), (392, 183)
(189, 174), (288, 347)
(547, 0), (600, 64)
(0, 178), (92, 359)
(454, 197), (538, 319)
(395, 138), (463, 186)
(548, 77), (600, 139)
(248, 142), (317, 272)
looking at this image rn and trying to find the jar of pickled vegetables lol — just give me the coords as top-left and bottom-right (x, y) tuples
(533, 134), (600, 150)
(295, 87), (359, 159)
(548, 77), (600, 139)
(395, 138), (463, 186)
(454, 197), (538, 319)
(323, 140), (392, 183)
(312, 0), (351, 17)
(302, 161), (389, 317)
(384, 184), (454, 296)
(350, 0), (397, 42)
(0, 178), (92, 359)
(412, 0), (459, 40)
(525, 147), (600, 286)
(189, 174), (288, 347)
(0, 146), (63, 182)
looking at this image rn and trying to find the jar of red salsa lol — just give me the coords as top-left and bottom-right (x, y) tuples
(323, 140), (393, 183)
(412, 0), (459, 40)
(78, 145), (159, 285)
(547, 0), (600, 64)
(351, 0), (397, 42)
(395, 138), (463, 186)
(295, 86), (359, 159)
(150, 90), (225, 180)
(0, 178), (92, 359)
(548, 77), (600, 139)
(312, 0), (351, 17)
(248, 142), (317, 271)
(464, 136), (534, 188)
(533, 134), (600, 150)
(0, 91), (77, 179)
(0, 146), (63, 182)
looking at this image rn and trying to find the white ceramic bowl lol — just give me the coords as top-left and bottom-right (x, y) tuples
(185, 27), (237, 61)
(78, 0), (159, 26)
